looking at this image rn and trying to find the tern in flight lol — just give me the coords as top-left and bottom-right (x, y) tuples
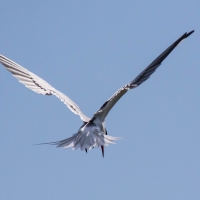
(0, 30), (194, 157)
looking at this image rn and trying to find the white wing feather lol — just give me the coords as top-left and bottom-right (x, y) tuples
(0, 54), (90, 122)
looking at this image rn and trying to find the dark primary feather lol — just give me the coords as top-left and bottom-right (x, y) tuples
(130, 30), (194, 88)
(93, 31), (194, 121)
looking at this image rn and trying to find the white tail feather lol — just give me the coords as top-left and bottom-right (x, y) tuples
(52, 132), (120, 151)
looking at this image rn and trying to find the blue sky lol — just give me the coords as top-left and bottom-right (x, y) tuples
(0, 1), (199, 199)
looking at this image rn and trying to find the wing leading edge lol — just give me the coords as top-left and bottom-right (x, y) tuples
(0, 55), (90, 122)
(93, 30), (194, 121)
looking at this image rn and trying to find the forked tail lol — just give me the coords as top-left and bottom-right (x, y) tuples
(36, 132), (120, 157)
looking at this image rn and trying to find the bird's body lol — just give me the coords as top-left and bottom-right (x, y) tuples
(47, 119), (118, 153)
(0, 31), (194, 157)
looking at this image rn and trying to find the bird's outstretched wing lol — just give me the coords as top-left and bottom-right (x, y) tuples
(0, 55), (90, 122)
(93, 30), (194, 121)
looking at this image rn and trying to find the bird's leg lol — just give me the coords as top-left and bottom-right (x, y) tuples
(101, 146), (104, 158)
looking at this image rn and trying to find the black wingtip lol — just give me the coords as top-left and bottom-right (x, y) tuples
(186, 30), (195, 37)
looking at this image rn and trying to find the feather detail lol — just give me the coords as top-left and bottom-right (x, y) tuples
(40, 132), (120, 152)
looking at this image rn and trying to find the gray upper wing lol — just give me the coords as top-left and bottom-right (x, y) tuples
(93, 30), (194, 121)
(0, 54), (90, 122)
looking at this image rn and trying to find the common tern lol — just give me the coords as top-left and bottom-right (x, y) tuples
(0, 30), (194, 157)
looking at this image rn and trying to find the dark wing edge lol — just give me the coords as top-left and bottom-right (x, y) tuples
(129, 30), (194, 88)
(93, 30), (194, 121)
(0, 54), (90, 122)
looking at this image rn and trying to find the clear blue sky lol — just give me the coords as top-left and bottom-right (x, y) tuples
(0, 1), (199, 199)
